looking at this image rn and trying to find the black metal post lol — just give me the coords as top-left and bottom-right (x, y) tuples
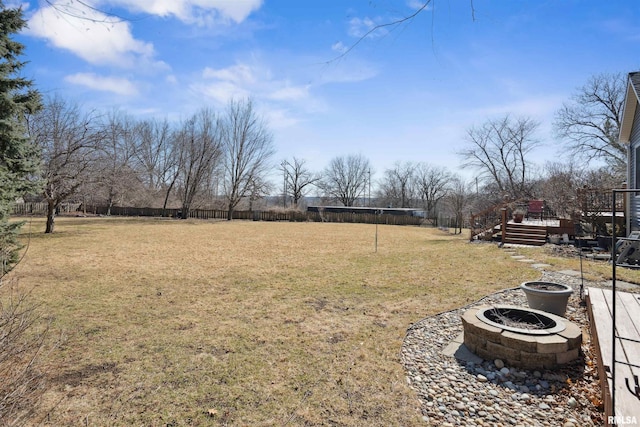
(612, 189), (617, 419)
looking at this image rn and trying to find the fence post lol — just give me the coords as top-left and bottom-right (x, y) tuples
(501, 208), (507, 244)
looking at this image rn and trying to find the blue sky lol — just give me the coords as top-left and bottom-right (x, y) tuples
(13, 0), (640, 182)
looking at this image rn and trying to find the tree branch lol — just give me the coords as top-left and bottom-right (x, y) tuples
(328, 0), (434, 63)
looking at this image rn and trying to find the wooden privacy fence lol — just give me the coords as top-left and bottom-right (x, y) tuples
(11, 202), (81, 216)
(303, 211), (426, 226)
(11, 203), (426, 226)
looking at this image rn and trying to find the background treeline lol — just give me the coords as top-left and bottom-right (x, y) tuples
(22, 89), (626, 236)
(18, 68), (630, 237)
(26, 96), (275, 233)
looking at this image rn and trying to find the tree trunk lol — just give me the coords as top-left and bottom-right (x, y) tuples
(227, 206), (233, 221)
(45, 200), (56, 234)
(162, 180), (176, 217)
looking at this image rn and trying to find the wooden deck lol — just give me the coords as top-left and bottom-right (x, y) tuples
(587, 287), (640, 426)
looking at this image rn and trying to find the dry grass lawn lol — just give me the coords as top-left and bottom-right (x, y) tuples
(7, 217), (550, 426)
(517, 245), (640, 284)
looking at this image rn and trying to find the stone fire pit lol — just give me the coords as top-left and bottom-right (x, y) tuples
(461, 305), (582, 370)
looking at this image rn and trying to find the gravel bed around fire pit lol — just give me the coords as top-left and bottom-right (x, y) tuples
(401, 271), (604, 426)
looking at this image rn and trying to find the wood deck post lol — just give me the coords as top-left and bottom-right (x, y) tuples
(501, 208), (507, 244)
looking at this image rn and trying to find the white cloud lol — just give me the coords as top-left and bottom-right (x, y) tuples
(317, 60), (378, 84)
(195, 61), (310, 105)
(471, 95), (566, 121)
(331, 41), (347, 53)
(65, 72), (138, 96)
(194, 80), (251, 104)
(26, 3), (158, 69)
(262, 108), (300, 129)
(348, 16), (388, 39)
(202, 64), (257, 85)
(406, 0), (432, 12)
(195, 63), (258, 104)
(104, 0), (263, 25)
(24, 0), (263, 67)
(268, 85), (309, 101)
(190, 60), (323, 129)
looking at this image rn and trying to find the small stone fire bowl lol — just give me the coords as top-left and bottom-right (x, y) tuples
(461, 305), (582, 370)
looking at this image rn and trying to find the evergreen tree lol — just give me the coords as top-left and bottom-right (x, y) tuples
(0, 2), (42, 276)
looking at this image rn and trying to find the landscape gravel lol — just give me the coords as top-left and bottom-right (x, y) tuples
(401, 268), (606, 426)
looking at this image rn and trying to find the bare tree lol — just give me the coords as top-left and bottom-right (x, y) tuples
(554, 72), (626, 178)
(319, 154), (372, 207)
(414, 163), (451, 222)
(26, 95), (100, 233)
(0, 282), (51, 427)
(538, 162), (621, 235)
(583, 166), (621, 190)
(173, 108), (223, 219)
(539, 161), (583, 219)
(97, 110), (139, 214)
(280, 157), (321, 208)
(221, 99), (275, 220)
(246, 175), (273, 212)
(378, 161), (415, 208)
(133, 118), (174, 195)
(459, 115), (540, 200)
(134, 119), (181, 211)
(445, 176), (471, 234)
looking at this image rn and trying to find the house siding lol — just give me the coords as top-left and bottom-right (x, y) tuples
(629, 102), (640, 232)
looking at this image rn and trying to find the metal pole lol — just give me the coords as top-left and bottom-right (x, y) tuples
(375, 222), (378, 253)
(375, 209), (380, 253)
(612, 189), (617, 419)
(282, 160), (287, 209)
(368, 169), (371, 207)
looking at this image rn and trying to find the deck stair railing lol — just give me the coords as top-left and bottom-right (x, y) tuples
(470, 199), (560, 243)
(469, 202), (511, 242)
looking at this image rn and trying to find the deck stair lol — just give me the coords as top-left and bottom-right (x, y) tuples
(503, 223), (547, 246)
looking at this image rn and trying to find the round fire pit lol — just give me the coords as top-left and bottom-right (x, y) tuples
(461, 305), (582, 370)
(476, 306), (566, 335)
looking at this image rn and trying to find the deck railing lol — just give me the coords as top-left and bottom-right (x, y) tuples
(470, 202), (510, 242)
